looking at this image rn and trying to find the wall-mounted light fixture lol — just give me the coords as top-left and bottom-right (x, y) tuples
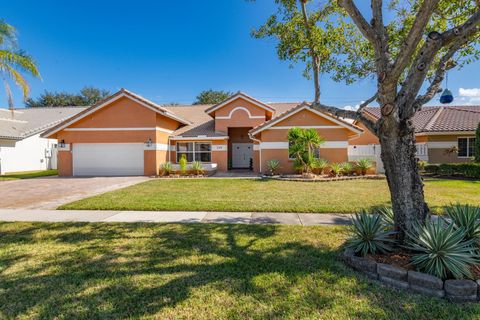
(145, 138), (153, 148)
(59, 139), (66, 148)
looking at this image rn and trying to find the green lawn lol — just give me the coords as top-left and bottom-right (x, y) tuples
(0, 169), (58, 181)
(60, 178), (480, 214)
(0, 222), (478, 319)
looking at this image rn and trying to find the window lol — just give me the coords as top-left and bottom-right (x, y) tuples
(458, 137), (476, 157)
(288, 140), (320, 160)
(176, 142), (211, 162)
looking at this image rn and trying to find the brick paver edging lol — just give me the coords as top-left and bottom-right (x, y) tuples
(341, 249), (480, 302)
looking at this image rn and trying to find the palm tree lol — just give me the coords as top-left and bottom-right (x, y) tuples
(0, 20), (40, 113)
(288, 127), (325, 174)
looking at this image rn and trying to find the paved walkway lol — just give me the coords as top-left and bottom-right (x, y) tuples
(0, 209), (352, 226)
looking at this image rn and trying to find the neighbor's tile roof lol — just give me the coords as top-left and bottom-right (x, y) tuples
(0, 107), (86, 140)
(363, 105), (480, 133)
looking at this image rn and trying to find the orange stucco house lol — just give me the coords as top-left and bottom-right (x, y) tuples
(42, 89), (364, 176)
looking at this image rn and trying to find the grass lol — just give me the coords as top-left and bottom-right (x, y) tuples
(60, 178), (480, 214)
(0, 169), (58, 181)
(0, 222), (478, 319)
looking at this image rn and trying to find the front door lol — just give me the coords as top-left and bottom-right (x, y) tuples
(232, 143), (253, 168)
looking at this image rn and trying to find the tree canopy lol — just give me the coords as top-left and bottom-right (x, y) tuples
(193, 89), (233, 105)
(0, 20), (40, 110)
(25, 87), (111, 107)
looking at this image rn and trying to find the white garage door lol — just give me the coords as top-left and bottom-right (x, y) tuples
(73, 143), (144, 176)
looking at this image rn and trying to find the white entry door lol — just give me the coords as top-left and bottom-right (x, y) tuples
(73, 143), (144, 176)
(232, 143), (253, 168)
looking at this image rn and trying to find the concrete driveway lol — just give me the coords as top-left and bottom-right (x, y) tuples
(0, 176), (149, 209)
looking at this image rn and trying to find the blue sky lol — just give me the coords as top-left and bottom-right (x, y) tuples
(2, 0), (480, 108)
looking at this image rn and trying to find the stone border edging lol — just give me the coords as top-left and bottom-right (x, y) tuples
(341, 249), (479, 302)
(265, 175), (386, 182)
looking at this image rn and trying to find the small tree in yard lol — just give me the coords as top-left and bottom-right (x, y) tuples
(288, 127), (324, 174)
(475, 122), (480, 162)
(255, 0), (480, 242)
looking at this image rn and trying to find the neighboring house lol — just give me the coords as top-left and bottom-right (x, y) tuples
(0, 107), (86, 174)
(41, 89), (362, 176)
(349, 106), (480, 172)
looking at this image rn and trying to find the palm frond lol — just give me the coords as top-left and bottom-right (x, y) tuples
(4, 64), (29, 98)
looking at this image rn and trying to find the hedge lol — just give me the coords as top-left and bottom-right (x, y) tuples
(424, 163), (480, 178)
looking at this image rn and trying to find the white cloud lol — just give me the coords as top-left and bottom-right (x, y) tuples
(342, 102), (361, 111)
(459, 88), (480, 97)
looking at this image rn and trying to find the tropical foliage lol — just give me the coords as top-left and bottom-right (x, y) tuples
(356, 158), (372, 175)
(313, 158), (328, 174)
(445, 204), (480, 243)
(160, 162), (174, 176)
(405, 220), (478, 280)
(0, 20), (40, 109)
(329, 163), (342, 177)
(288, 127), (324, 174)
(193, 89), (232, 105)
(191, 161), (204, 176)
(346, 212), (397, 257)
(26, 87), (110, 107)
(340, 162), (354, 176)
(266, 159), (281, 176)
(373, 206), (395, 230)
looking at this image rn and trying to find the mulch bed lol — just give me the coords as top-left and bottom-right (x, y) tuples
(267, 174), (385, 182)
(368, 251), (415, 270)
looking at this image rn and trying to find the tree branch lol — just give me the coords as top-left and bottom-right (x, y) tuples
(390, 0), (440, 82)
(371, 0), (390, 72)
(338, 0), (376, 44)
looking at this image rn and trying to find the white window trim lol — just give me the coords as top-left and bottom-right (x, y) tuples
(457, 136), (476, 158)
(176, 142), (212, 163)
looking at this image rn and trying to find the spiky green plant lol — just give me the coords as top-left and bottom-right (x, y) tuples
(267, 159), (281, 175)
(346, 213), (397, 256)
(340, 162), (354, 176)
(191, 161), (204, 175)
(445, 204), (480, 243)
(405, 220), (478, 280)
(329, 163), (342, 177)
(0, 20), (40, 109)
(161, 162), (173, 176)
(313, 158), (328, 174)
(372, 206), (395, 230)
(288, 127), (324, 174)
(356, 158), (373, 175)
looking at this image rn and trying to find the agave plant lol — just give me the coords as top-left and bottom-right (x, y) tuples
(405, 220), (478, 280)
(346, 213), (397, 257)
(313, 158), (328, 175)
(267, 159), (280, 175)
(191, 161), (204, 175)
(329, 163), (342, 177)
(161, 162), (174, 176)
(340, 162), (354, 176)
(445, 204), (480, 243)
(372, 206), (395, 230)
(356, 158), (373, 175)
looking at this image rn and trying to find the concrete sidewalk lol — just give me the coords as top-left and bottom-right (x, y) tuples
(0, 209), (352, 226)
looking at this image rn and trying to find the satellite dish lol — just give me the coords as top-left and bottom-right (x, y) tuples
(439, 73), (454, 104)
(440, 88), (454, 104)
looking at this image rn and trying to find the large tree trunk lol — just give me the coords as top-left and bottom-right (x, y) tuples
(378, 113), (429, 242)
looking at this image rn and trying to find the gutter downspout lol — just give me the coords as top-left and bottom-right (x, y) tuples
(249, 133), (262, 174)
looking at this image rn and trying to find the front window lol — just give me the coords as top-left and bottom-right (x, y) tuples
(458, 137), (476, 157)
(176, 142), (211, 162)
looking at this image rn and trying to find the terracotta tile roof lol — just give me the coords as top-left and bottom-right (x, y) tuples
(363, 105), (480, 133)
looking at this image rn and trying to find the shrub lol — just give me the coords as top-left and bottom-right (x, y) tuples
(418, 160), (427, 172)
(191, 161), (204, 176)
(179, 154), (187, 174)
(405, 220), (478, 280)
(267, 159), (280, 176)
(356, 158), (373, 175)
(423, 163), (480, 178)
(346, 213), (397, 256)
(445, 204), (480, 243)
(313, 158), (329, 175)
(288, 127), (324, 174)
(340, 162), (354, 176)
(329, 163), (342, 177)
(476, 122), (480, 162)
(160, 162), (174, 176)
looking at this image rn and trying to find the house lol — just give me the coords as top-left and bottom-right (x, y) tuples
(41, 89), (363, 176)
(0, 107), (86, 174)
(349, 106), (480, 172)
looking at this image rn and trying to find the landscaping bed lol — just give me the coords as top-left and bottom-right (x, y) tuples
(266, 174), (385, 182)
